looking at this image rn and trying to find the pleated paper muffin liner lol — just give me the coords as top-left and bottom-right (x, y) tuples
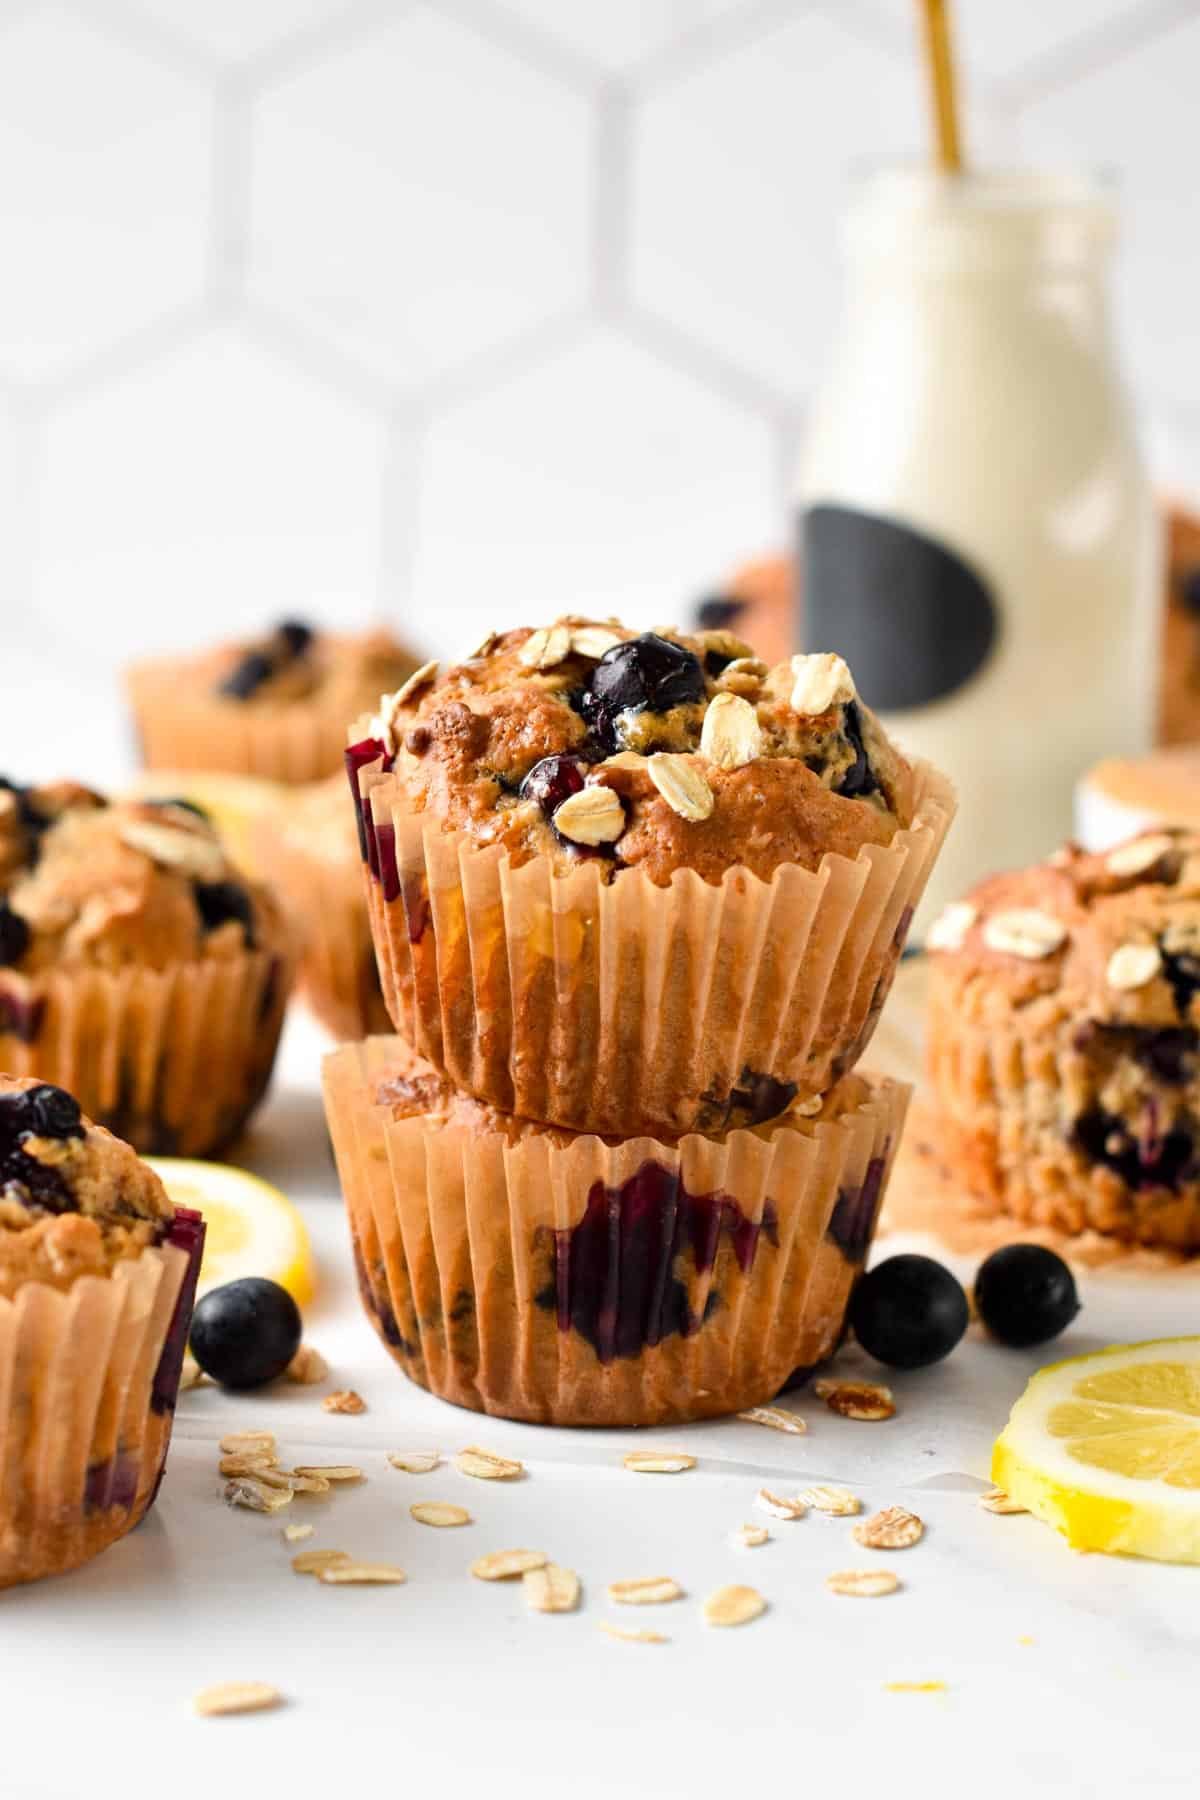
(352, 754), (952, 1138)
(255, 809), (389, 1043)
(323, 1036), (911, 1428)
(127, 663), (353, 785)
(0, 1207), (205, 1589)
(0, 951), (293, 1156)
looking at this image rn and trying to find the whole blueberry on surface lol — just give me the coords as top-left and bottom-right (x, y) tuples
(589, 633), (706, 718)
(276, 618), (314, 657)
(974, 1244), (1080, 1348)
(219, 651), (273, 701)
(190, 1277), (302, 1389)
(520, 754), (587, 817)
(849, 1253), (969, 1369)
(22, 1083), (83, 1141)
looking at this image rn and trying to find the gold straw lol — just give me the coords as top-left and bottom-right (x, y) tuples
(918, 0), (964, 174)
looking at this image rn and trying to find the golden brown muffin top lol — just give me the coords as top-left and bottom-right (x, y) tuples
(142, 620), (418, 715)
(0, 1077), (175, 1298)
(352, 618), (914, 887)
(926, 830), (1200, 1027)
(375, 1036), (877, 1149)
(0, 780), (288, 974)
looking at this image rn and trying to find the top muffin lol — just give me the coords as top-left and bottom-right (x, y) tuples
(356, 619), (915, 886)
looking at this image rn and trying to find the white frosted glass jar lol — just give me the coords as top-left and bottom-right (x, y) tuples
(797, 168), (1160, 928)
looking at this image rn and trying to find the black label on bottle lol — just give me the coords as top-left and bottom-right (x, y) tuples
(799, 504), (998, 712)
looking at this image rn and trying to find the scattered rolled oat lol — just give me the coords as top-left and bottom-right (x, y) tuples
(471, 1549), (549, 1582)
(646, 754), (714, 823)
(790, 652), (855, 716)
(225, 1477), (292, 1515)
(755, 1488), (806, 1521)
(734, 1524), (770, 1548)
(606, 1577), (683, 1606)
(192, 1681), (282, 1718)
(1106, 942), (1162, 992)
(926, 901), (977, 954)
(1106, 834), (1174, 878)
(553, 785), (626, 847)
(570, 625), (622, 659)
(219, 1452), (278, 1477)
(524, 1564), (581, 1614)
(388, 1451), (440, 1474)
(623, 1451), (696, 1475)
(410, 1502), (471, 1528)
(826, 1569), (900, 1598)
(293, 1465), (363, 1483)
(285, 1344), (328, 1386)
(286, 1472), (331, 1495)
(820, 1380), (896, 1422)
(291, 1548), (352, 1575)
(601, 1624), (667, 1645)
(247, 1466), (300, 1492)
(853, 1506), (924, 1551)
(322, 1390), (366, 1415)
(220, 1431), (276, 1456)
(699, 691), (762, 770)
(518, 625), (571, 670)
(282, 1523), (314, 1545)
(455, 1447), (523, 1481)
(702, 1584), (767, 1628)
(979, 1487), (1027, 1515)
(982, 908), (1067, 961)
(736, 1404), (807, 1436)
(800, 1485), (861, 1516)
(318, 1561), (406, 1586)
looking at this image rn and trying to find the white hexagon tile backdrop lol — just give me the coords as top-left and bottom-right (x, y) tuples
(1, 0), (1199, 786)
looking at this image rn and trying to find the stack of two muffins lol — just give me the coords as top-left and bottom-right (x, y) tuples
(324, 622), (955, 1426)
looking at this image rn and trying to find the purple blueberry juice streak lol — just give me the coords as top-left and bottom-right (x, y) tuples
(344, 736), (391, 868)
(826, 1150), (889, 1263)
(0, 988), (44, 1043)
(84, 1451), (140, 1516)
(150, 1207), (206, 1417)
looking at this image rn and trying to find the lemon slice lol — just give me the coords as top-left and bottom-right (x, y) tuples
(147, 1158), (315, 1307)
(992, 1337), (1200, 1563)
(125, 772), (284, 875)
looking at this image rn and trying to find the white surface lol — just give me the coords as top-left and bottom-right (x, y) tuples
(5, 1009), (1200, 1799)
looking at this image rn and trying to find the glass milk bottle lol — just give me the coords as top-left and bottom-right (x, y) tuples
(797, 168), (1159, 928)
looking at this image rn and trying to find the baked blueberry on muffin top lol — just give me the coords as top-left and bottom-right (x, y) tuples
(351, 620), (915, 886)
(210, 619), (415, 713)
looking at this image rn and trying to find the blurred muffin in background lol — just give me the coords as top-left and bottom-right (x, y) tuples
(1076, 746), (1200, 852)
(694, 552), (796, 670)
(1160, 501), (1200, 746)
(256, 776), (388, 1042)
(127, 618), (421, 785)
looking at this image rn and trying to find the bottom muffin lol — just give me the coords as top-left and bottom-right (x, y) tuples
(0, 1078), (206, 1587)
(322, 1037), (910, 1427)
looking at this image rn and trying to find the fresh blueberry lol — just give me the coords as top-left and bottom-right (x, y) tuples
(189, 1277), (302, 1389)
(276, 618), (313, 657)
(219, 651), (274, 701)
(849, 1253), (969, 1369)
(590, 633), (706, 718)
(0, 901), (29, 967)
(974, 1244), (1080, 1348)
(520, 754), (587, 817)
(194, 880), (255, 943)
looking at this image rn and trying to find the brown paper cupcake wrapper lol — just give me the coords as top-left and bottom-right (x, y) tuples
(127, 665), (352, 785)
(0, 950), (293, 1156)
(255, 816), (389, 1043)
(355, 756), (952, 1137)
(0, 1208), (204, 1589)
(323, 1037), (911, 1427)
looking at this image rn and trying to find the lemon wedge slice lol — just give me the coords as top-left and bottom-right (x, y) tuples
(992, 1337), (1200, 1563)
(147, 1158), (315, 1307)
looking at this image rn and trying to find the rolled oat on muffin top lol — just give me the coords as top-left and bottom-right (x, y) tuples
(354, 621), (916, 887)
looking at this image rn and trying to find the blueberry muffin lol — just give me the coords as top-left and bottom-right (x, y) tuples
(0, 779), (293, 1153)
(0, 1077), (205, 1586)
(348, 620), (953, 1137)
(127, 618), (421, 785)
(255, 776), (388, 1041)
(928, 830), (1200, 1249)
(323, 1034), (909, 1426)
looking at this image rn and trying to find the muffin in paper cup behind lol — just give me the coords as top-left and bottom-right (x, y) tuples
(0, 779), (295, 1156)
(346, 623), (953, 1137)
(254, 777), (390, 1042)
(127, 620), (421, 785)
(0, 1077), (206, 1588)
(323, 1036), (911, 1427)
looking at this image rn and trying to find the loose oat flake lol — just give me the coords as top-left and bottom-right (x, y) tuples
(218, 1452), (278, 1477)
(623, 1451), (696, 1475)
(703, 1585), (767, 1628)
(979, 1487), (1028, 1515)
(293, 1465), (363, 1483)
(607, 1576), (683, 1606)
(410, 1502), (471, 1528)
(826, 1569), (900, 1598)
(322, 1389), (366, 1415)
(801, 1485), (861, 1516)
(736, 1405), (807, 1436)
(388, 1451), (440, 1474)
(524, 1565), (581, 1614)
(282, 1523), (314, 1545)
(755, 1488), (806, 1521)
(291, 1549), (352, 1575)
(471, 1549), (549, 1582)
(601, 1624), (667, 1645)
(286, 1344), (328, 1386)
(225, 1477), (292, 1515)
(455, 1447), (523, 1481)
(318, 1562), (406, 1586)
(821, 1380), (896, 1421)
(192, 1681), (282, 1718)
(220, 1431), (276, 1456)
(853, 1506), (924, 1551)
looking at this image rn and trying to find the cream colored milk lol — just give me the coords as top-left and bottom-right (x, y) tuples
(798, 169), (1159, 928)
